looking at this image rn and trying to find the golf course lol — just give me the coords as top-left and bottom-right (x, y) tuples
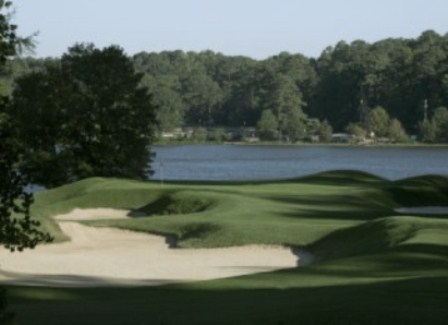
(1, 170), (448, 324)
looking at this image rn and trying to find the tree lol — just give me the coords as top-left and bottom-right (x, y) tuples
(261, 74), (307, 141)
(257, 109), (278, 140)
(215, 56), (259, 126)
(432, 106), (448, 141)
(11, 43), (158, 188)
(388, 118), (408, 143)
(0, 0), (52, 251)
(264, 52), (318, 109)
(140, 74), (185, 132)
(318, 120), (333, 142)
(440, 119), (448, 142)
(180, 61), (224, 127)
(284, 108), (306, 142)
(367, 106), (390, 137)
(418, 118), (437, 143)
(0, 112), (52, 250)
(190, 127), (208, 142)
(209, 128), (227, 142)
(311, 40), (373, 131)
(0, 1), (52, 322)
(345, 122), (367, 138)
(309, 32), (448, 133)
(419, 106), (448, 143)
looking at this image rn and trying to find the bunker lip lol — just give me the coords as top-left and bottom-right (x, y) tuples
(0, 208), (313, 288)
(395, 206), (448, 215)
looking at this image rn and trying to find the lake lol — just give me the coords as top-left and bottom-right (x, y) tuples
(151, 145), (448, 181)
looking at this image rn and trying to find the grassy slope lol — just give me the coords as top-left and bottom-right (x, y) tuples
(6, 171), (448, 325)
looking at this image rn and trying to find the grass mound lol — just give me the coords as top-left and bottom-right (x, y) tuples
(137, 192), (214, 216)
(310, 216), (448, 260)
(388, 174), (448, 207)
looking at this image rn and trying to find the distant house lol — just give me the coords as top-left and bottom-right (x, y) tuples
(160, 128), (187, 140)
(331, 133), (352, 143)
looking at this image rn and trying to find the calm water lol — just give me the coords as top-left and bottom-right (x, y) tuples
(152, 145), (448, 181)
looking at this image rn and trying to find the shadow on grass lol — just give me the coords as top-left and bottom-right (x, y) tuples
(388, 174), (448, 207)
(7, 275), (448, 325)
(294, 245), (448, 278)
(309, 217), (413, 254)
(265, 193), (394, 221)
(308, 215), (448, 260)
(0, 271), (181, 288)
(390, 243), (448, 260)
(386, 186), (448, 209)
(296, 169), (390, 186)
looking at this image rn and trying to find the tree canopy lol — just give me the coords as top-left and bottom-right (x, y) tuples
(0, 2), (52, 321)
(131, 32), (448, 142)
(10, 44), (158, 187)
(0, 0), (52, 252)
(0, 112), (52, 250)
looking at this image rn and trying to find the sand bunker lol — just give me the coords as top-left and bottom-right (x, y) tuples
(0, 209), (304, 287)
(54, 208), (132, 221)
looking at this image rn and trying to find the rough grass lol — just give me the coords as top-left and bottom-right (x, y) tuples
(5, 170), (448, 324)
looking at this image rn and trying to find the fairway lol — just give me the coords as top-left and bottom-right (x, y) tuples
(1, 170), (448, 324)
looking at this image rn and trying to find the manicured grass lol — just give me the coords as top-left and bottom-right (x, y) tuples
(5, 170), (448, 324)
(28, 171), (398, 248)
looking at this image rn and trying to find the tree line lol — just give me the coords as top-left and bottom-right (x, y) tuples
(2, 30), (448, 143)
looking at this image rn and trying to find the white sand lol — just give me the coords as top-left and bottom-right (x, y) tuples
(0, 208), (305, 287)
(54, 208), (133, 221)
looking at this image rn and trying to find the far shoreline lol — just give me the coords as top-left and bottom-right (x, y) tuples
(154, 140), (448, 148)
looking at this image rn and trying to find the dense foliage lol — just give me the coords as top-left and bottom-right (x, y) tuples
(0, 0), (52, 251)
(9, 44), (158, 188)
(132, 31), (448, 141)
(0, 112), (52, 250)
(0, 1), (52, 323)
(5, 30), (448, 142)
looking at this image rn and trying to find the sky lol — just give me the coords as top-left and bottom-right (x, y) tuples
(14, 0), (448, 60)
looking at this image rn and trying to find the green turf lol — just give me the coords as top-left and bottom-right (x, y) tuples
(4, 170), (448, 324)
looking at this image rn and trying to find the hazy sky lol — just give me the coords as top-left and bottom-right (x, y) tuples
(15, 0), (448, 59)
